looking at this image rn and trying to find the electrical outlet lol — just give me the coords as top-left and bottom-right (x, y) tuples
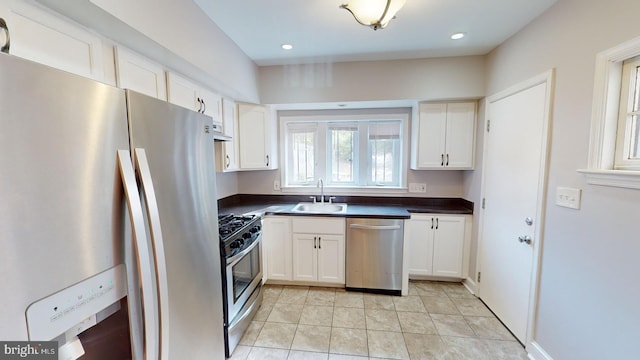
(556, 187), (581, 209)
(409, 183), (427, 193)
(273, 180), (281, 191)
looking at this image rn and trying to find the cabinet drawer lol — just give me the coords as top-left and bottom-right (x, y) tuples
(292, 217), (345, 235)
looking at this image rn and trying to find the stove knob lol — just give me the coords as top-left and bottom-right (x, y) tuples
(250, 226), (259, 233)
(242, 232), (252, 239)
(230, 240), (241, 249)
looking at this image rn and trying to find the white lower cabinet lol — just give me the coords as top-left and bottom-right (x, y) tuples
(292, 217), (345, 284)
(406, 214), (467, 278)
(263, 216), (292, 281)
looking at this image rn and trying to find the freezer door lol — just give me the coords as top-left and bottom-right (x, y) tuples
(0, 54), (130, 340)
(126, 90), (225, 359)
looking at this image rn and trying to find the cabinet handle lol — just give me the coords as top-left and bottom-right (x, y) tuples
(266, 155), (270, 167)
(446, 154), (449, 166)
(441, 154), (444, 166)
(196, 98), (202, 113)
(226, 154), (230, 168)
(431, 217), (434, 229)
(0, 18), (9, 54)
(202, 99), (206, 114)
(313, 236), (317, 249)
(436, 218), (439, 230)
(318, 236), (321, 249)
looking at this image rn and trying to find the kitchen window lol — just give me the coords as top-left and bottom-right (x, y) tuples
(281, 109), (409, 190)
(614, 55), (640, 170)
(580, 36), (640, 189)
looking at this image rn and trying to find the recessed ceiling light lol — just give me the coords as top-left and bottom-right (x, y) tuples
(450, 32), (466, 40)
(281, 44), (293, 50)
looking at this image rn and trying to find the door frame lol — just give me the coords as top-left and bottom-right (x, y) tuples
(476, 69), (555, 348)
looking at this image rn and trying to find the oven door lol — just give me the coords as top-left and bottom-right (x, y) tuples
(226, 236), (262, 322)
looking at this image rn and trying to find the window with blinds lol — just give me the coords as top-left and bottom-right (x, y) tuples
(282, 112), (407, 189)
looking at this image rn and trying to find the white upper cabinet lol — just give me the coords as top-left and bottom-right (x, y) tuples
(199, 87), (222, 123)
(215, 98), (239, 172)
(1, 1), (104, 81)
(166, 71), (222, 123)
(412, 102), (476, 170)
(237, 102), (277, 170)
(115, 46), (166, 100)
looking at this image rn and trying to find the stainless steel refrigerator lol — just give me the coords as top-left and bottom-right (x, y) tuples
(0, 53), (225, 359)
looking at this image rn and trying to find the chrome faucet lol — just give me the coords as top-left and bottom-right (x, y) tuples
(317, 178), (324, 204)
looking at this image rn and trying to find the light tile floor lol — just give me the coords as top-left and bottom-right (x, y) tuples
(229, 281), (528, 360)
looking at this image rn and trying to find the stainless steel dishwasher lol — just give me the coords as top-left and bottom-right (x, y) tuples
(346, 218), (404, 295)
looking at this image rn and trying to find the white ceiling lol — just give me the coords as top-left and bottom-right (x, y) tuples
(194, 0), (558, 66)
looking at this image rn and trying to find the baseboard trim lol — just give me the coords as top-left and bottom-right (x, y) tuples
(462, 277), (477, 295)
(527, 341), (553, 360)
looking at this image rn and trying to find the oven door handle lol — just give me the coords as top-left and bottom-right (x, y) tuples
(227, 237), (261, 266)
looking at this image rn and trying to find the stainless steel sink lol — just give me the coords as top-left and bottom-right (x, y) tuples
(291, 202), (347, 214)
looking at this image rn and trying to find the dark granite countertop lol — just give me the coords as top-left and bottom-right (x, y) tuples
(218, 194), (473, 219)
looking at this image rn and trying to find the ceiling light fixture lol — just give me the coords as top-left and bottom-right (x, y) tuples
(340, 0), (406, 31)
(450, 32), (466, 40)
(281, 44), (293, 50)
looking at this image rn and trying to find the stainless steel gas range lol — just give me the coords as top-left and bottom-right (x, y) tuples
(218, 213), (263, 357)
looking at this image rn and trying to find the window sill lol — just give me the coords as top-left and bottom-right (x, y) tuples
(577, 169), (640, 189)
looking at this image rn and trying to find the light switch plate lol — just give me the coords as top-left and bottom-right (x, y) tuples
(273, 180), (281, 191)
(556, 187), (581, 209)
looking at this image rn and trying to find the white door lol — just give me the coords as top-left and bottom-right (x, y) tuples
(292, 234), (317, 282)
(406, 215), (435, 276)
(445, 103), (476, 168)
(432, 216), (465, 278)
(417, 103), (447, 168)
(479, 76), (551, 344)
(238, 103), (271, 169)
(263, 216), (292, 281)
(316, 235), (345, 284)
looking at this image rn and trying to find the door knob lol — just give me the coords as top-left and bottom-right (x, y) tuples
(525, 217), (533, 226)
(518, 235), (532, 245)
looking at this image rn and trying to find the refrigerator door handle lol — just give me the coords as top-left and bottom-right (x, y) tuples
(134, 148), (170, 360)
(117, 149), (159, 360)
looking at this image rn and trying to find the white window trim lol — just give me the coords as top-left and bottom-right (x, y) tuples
(579, 35), (640, 189)
(279, 109), (410, 194)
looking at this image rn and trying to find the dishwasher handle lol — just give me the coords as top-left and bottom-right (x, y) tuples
(349, 224), (402, 230)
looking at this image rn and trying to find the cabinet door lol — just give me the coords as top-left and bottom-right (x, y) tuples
(200, 87), (222, 123)
(445, 103), (475, 169)
(166, 72), (199, 111)
(216, 98), (239, 172)
(416, 103), (447, 168)
(238, 103), (271, 169)
(432, 216), (466, 277)
(292, 234), (317, 282)
(263, 216), (292, 281)
(316, 234), (345, 284)
(116, 46), (166, 100)
(406, 216), (435, 276)
(4, 1), (105, 81)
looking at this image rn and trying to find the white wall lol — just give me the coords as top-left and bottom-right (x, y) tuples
(475, 0), (640, 358)
(249, 56), (486, 198)
(215, 172), (240, 200)
(259, 56), (485, 104)
(236, 169), (465, 198)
